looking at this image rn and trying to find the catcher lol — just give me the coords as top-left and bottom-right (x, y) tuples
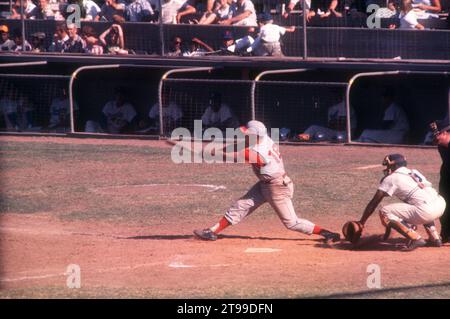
(345, 153), (445, 251)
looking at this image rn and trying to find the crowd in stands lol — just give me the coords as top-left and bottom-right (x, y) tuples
(0, 0), (448, 56)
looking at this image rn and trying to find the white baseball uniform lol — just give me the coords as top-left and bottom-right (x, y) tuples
(379, 167), (446, 225)
(201, 103), (239, 128)
(303, 101), (357, 140)
(358, 103), (410, 144)
(224, 134), (316, 235)
(103, 101), (137, 134)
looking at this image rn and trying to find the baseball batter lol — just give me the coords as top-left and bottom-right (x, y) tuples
(193, 120), (341, 242)
(358, 154), (445, 251)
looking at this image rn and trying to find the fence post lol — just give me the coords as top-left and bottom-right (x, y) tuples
(20, 0), (25, 52)
(158, 67), (214, 137)
(302, 0), (307, 59)
(158, 0), (165, 55)
(252, 69), (309, 122)
(69, 65), (121, 133)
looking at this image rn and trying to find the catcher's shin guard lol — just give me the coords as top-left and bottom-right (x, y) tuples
(379, 211), (392, 241)
(388, 220), (421, 241)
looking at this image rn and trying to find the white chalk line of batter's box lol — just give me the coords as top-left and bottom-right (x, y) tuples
(91, 183), (227, 193)
(355, 164), (382, 170)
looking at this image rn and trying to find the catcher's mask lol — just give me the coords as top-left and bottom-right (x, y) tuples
(382, 154), (407, 176)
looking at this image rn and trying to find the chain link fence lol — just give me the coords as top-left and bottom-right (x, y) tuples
(0, 74), (71, 133)
(160, 78), (253, 137)
(254, 81), (349, 142)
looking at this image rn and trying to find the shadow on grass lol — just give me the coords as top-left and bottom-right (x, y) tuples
(307, 281), (450, 299)
(123, 234), (319, 242)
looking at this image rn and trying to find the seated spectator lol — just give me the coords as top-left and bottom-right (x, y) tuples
(161, 0), (189, 24)
(99, 24), (128, 55)
(201, 92), (239, 130)
(126, 0), (155, 22)
(10, 0), (36, 19)
(182, 37), (214, 56)
(62, 24), (86, 53)
(48, 88), (78, 131)
(85, 87), (137, 134)
(49, 24), (69, 52)
(218, 0), (257, 26)
(138, 97), (183, 133)
(167, 36), (183, 56)
(0, 25), (15, 51)
(283, 0), (311, 19)
(11, 29), (32, 52)
(308, 0), (343, 20)
(249, 13), (295, 57)
(196, 0), (233, 24)
(397, 0), (426, 29)
(29, 0), (56, 20)
(30, 32), (47, 52)
(96, 0), (126, 21)
(81, 26), (104, 55)
(298, 96), (357, 142)
(67, 0), (101, 21)
(357, 88), (410, 144)
(412, 0), (441, 14)
(176, 0), (197, 23)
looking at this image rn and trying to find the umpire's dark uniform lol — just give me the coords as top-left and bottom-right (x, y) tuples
(439, 140), (450, 242)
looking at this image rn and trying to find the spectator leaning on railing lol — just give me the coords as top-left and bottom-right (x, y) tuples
(81, 25), (104, 55)
(62, 24), (86, 53)
(0, 25), (15, 51)
(11, 29), (32, 51)
(99, 23), (128, 54)
(49, 23), (69, 52)
(218, 0), (257, 26)
(195, 0), (234, 24)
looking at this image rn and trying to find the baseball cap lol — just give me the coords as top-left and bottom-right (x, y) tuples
(259, 13), (273, 22)
(223, 30), (234, 40)
(240, 120), (267, 137)
(0, 25), (8, 33)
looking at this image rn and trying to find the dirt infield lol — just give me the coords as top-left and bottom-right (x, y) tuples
(0, 136), (449, 298)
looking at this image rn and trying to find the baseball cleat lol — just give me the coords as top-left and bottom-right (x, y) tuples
(321, 231), (341, 243)
(402, 238), (427, 251)
(427, 239), (443, 247)
(193, 229), (218, 241)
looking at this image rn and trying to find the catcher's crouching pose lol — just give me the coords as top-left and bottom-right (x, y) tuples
(193, 120), (341, 243)
(357, 154), (446, 251)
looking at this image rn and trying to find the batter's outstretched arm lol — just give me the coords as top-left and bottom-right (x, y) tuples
(359, 190), (387, 226)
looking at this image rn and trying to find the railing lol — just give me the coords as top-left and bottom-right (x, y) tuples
(0, 15), (449, 60)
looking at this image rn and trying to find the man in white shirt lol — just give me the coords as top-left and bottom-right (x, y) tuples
(300, 98), (357, 142)
(218, 0), (257, 26)
(146, 98), (183, 131)
(357, 154), (445, 251)
(85, 88), (137, 134)
(201, 92), (239, 130)
(357, 89), (410, 144)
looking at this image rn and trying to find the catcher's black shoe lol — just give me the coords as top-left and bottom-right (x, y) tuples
(320, 230), (341, 243)
(193, 229), (218, 241)
(402, 238), (427, 251)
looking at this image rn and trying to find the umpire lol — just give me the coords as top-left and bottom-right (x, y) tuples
(433, 120), (450, 243)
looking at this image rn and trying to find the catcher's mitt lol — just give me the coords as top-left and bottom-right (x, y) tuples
(342, 221), (364, 244)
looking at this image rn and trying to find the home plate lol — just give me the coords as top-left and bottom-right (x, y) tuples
(245, 248), (281, 253)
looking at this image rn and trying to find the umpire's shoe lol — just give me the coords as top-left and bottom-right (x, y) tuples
(402, 238), (427, 251)
(194, 229), (218, 241)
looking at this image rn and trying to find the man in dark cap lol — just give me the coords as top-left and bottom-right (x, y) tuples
(432, 118), (450, 243)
